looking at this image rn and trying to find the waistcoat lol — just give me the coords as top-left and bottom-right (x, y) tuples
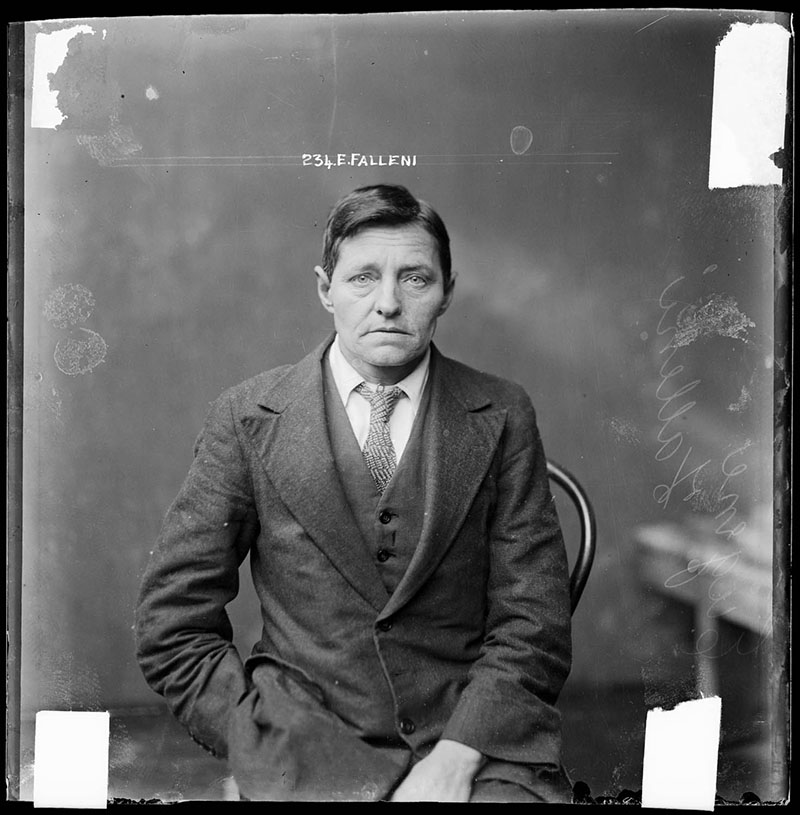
(322, 357), (432, 596)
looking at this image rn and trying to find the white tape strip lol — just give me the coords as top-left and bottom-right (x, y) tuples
(33, 711), (110, 809)
(708, 22), (790, 189)
(642, 696), (722, 810)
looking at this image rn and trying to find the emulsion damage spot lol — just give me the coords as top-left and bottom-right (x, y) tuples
(54, 328), (108, 375)
(43, 283), (96, 329)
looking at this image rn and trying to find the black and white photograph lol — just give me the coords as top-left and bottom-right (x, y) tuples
(8, 9), (791, 806)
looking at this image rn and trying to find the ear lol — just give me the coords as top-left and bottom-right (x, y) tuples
(315, 265), (335, 314)
(437, 270), (457, 316)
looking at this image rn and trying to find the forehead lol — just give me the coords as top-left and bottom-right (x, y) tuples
(335, 225), (440, 269)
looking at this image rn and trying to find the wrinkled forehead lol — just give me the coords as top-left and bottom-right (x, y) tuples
(334, 224), (443, 271)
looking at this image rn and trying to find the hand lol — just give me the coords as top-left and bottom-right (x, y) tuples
(390, 739), (485, 802)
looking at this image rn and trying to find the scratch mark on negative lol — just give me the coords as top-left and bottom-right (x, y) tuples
(327, 27), (338, 151)
(635, 14), (670, 34)
(262, 88), (295, 109)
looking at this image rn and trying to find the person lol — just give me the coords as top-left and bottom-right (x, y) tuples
(134, 184), (573, 802)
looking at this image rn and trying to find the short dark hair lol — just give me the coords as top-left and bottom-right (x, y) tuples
(321, 184), (452, 285)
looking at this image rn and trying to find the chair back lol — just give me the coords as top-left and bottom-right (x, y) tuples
(547, 460), (596, 613)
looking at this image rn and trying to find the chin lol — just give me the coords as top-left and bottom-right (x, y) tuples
(364, 351), (416, 369)
(357, 335), (412, 357)
(361, 343), (421, 368)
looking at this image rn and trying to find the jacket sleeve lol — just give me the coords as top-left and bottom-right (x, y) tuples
(134, 391), (260, 759)
(440, 385), (573, 766)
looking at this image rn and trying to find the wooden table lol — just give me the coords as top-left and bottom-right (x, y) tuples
(635, 521), (772, 697)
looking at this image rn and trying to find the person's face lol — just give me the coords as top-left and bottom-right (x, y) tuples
(315, 224), (455, 384)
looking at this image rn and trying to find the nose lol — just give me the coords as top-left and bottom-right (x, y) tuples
(374, 277), (401, 316)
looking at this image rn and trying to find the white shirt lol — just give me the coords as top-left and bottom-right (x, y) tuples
(327, 334), (430, 463)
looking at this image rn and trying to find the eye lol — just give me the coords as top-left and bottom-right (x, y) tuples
(404, 274), (428, 288)
(350, 273), (374, 286)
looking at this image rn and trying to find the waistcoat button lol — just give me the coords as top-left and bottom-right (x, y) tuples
(378, 510), (392, 524)
(399, 718), (416, 735)
(377, 548), (391, 562)
(377, 619), (393, 632)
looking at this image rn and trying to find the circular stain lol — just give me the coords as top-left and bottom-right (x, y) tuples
(54, 328), (108, 376)
(510, 125), (533, 156)
(43, 284), (96, 329)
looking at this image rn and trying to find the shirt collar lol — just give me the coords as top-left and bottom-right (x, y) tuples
(328, 334), (431, 409)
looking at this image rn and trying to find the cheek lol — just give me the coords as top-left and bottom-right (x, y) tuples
(409, 300), (445, 329)
(333, 298), (370, 325)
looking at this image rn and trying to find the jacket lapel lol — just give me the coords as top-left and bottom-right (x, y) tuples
(241, 335), (390, 612)
(380, 348), (507, 620)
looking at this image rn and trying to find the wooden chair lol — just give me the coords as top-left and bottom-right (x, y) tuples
(547, 460), (597, 613)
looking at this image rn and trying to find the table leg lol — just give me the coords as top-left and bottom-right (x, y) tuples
(694, 596), (719, 698)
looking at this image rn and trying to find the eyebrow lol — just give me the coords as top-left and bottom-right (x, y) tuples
(398, 263), (434, 273)
(350, 262), (434, 274)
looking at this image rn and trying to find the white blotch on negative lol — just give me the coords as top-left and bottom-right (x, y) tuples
(510, 125), (533, 156)
(145, 85), (160, 100)
(31, 25), (96, 129)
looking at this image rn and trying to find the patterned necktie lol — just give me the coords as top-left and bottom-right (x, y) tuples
(355, 382), (404, 494)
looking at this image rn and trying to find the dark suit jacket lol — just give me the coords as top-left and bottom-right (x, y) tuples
(134, 335), (572, 796)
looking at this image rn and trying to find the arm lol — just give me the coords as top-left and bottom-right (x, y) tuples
(134, 391), (259, 758)
(441, 386), (573, 766)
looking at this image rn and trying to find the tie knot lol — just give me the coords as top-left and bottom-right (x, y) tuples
(356, 382), (403, 423)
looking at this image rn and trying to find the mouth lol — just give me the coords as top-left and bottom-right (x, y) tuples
(366, 328), (410, 335)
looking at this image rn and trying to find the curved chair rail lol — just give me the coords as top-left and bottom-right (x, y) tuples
(547, 460), (597, 613)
